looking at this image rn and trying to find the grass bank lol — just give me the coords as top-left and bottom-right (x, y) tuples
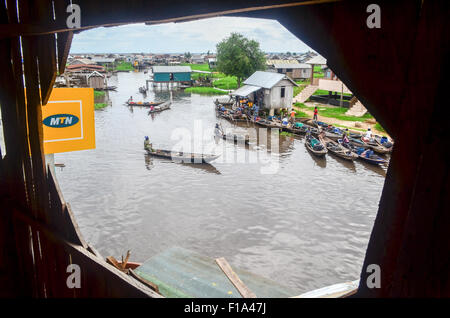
(184, 87), (227, 95)
(314, 65), (324, 78)
(312, 89), (352, 97)
(304, 105), (373, 122)
(293, 80), (309, 97)
(375, 122), (385, 132)
(94, 90), (106, 98)
(181, 63), (211, 72)
(115, 62), (134, 71)
(94, 103), (108, 110)
(213, 76), (239, 90)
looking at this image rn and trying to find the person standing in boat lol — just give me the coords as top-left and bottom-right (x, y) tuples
(364, 128), (373, 141)
(313, 106), (318, 121)
(290, 109), (296, 124)
(342, 128), (349, 141)
(144, 136), (153, 152)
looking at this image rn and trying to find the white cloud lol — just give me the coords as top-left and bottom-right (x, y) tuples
(70, 17), (313, 53)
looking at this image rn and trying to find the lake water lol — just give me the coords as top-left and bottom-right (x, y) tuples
(55, 71), (387, 295)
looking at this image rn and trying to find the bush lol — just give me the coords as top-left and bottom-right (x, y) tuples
(184, 87), (226, 95)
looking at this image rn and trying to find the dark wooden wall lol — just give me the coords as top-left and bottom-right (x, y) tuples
(0, 0), (449, 297)
(234, 0), (450, 297)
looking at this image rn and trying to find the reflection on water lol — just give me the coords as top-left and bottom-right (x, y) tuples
(55, 71), (387, 294)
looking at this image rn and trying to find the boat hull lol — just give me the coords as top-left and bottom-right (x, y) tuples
(146, 149), (219, 164)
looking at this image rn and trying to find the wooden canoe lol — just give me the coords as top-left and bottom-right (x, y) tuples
(148, 101), (171, 114)
(357, 152), (388, 165)
(323, 137), (358, 161)
(127, 101), (164, 107)
(214, 127), (250, 144)
(305, 134), (328, 157)
(254, 118), (283, 129)
(374, 135), (394, 153)
(338, 139), (387, 165)
(360, 136), (391, 154)
(145, 147), (220, 164)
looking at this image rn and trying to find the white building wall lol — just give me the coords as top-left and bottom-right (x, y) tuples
(263, 79), (294, 110)
(318, 79), (352, 94)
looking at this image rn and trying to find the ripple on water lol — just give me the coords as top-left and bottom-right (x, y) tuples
(55, 72), (385, 294)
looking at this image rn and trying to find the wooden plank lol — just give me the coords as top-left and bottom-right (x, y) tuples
(35, 1), (57, 104)
(64, 203), (88, 248)
(6, 0), (34, 208)
(56, 31), (73, 75)
(106, 256), (124, 272)
(87, 244), (103, 259)
(0, 38), (27, 201)
(129, 269), (160, 293)
(215, 257), (257, 298)
(13, 207), (162, 297)
(37, 33), (57, 104)
(22, 35), (49, 222)
(0, 0), (341, 39)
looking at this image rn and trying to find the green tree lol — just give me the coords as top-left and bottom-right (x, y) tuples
(216, 33), (266, 88)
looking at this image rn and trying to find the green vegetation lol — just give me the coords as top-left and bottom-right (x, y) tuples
(213, 76), (239, 90)
(375, 122), (386, 133)
(294, 102), (308, 109)
(280, 131), (293, 137)
(333, 123), (367, 132)
(312, 89), (353, 97)
(295, 110), (308, 118)
(184, 87), (226, 95)
(308, 107), (373, 122)
(94, 103), (108, 110)
(94, 90), (105, 98)
(115, 61), (134, 71)
(293, 81), (309, 97)
(181, 63), (211, 72)
(311, 106), (373, 122)
(313, 65), (324, 78)
(294, 102), (373, 122)
(216, 33), (266, 88)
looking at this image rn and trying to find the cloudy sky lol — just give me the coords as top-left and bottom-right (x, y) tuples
(70, 16), (313, 53)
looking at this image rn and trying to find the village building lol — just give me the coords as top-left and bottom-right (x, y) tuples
(293, 55), (367, 116)
(66, 64), (106, 74)
(231, 71), (298, 116)
(68, 58), (96, 65)
(87, 71), (106, 89)
(191, 54), (205, 64)
(91, 57), (116, 69)
(152, 65), (192, 82)
(272, 63), (312, 80)
(148, 65), (192, 89)
(208, 58), (217, 69)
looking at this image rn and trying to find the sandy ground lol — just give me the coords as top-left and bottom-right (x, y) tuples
(294, 102), (389, 137)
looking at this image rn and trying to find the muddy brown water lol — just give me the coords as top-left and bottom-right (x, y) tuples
(55, 71), (387, 295)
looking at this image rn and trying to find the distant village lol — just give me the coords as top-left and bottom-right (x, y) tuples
(57, 51), (319, 90)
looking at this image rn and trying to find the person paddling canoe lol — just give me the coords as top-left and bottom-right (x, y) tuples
(144, 136), (154, 152)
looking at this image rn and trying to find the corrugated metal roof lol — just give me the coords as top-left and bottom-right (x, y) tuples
(230, 85), (261, 96)
(305, 55), (327, 65)
(152, 66), (192, 73)
(273, 63), (311, 69)
(243, 71), (297, 89)
(266, 59), (299, 65)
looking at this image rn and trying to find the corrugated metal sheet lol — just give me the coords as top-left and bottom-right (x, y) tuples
(305, 55), (327, 65)
(273, 63), (311, 69)
(133, 247), (297, 298)
(244, 71), (297, 89)
(152, 65), (192, 73)
(230, 85), (261, 96)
